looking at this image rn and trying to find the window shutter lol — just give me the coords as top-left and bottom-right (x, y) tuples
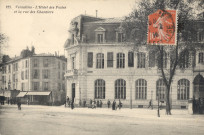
(87, 52), (93, 67)
(107, 52), (113, 67)
(128, 52), (134, 67)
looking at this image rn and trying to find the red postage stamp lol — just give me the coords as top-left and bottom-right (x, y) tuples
(148, 10), (177, 45)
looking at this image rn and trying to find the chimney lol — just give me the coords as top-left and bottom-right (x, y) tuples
(96, 10), (98, 18)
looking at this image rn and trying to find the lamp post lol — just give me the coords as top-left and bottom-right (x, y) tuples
(128, 75), (133, 109)
(157, 90), (160, 117)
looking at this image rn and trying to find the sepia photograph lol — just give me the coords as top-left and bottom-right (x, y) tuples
(0, 0), (204, 135)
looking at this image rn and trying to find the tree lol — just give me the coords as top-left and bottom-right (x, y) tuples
(2, 55), (11, 63)
(20, 46), (35, 58)
(124, 0), (199, 115)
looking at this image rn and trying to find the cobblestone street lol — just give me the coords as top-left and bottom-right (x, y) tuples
(0, 105), (204, 135)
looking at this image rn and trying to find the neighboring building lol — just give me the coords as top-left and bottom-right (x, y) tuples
(64, 14), (204, 109)
(0, 53), (67, 104)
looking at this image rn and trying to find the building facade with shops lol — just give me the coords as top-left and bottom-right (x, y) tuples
(64, 14), (204, 109)
(0, 53), (67, 104)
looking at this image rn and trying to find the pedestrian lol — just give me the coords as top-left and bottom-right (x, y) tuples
(64, 100), (66, 108)
(17, 99), (21, 110)
(66, 96), (69, 107)
(115, 101), (117, 110)
(7, 99), (10, 105)
(99, 100), (103, 108)
(148, 99), (153, 109)
(112, 100), (115, 110)
(118, 99), (122, 109)
(107, 99), (111, 108)
(27, 99), (30, 105)
(97, 100), (99, 107)
(89, 99), (92, 108)
(92, 100), (96, 109)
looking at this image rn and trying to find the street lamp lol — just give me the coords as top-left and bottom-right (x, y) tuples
(157, 89), (160, 117)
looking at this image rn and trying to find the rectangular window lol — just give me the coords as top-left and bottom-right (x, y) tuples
(33, 82), (39, 91)
(58, 61), (60, 69)
(72, 57), (75, 69)
(96, 53), (104, 69)
(33, 69), (39, 79)
(21, 71), (24, 80)
(107, 52), (113, 67)
(34, 59), (38, 67)
(26, 60), (28, 68)
(128, 52), (134, 67)
(43, 69), (50, 79)
(118, 33), (124, 42)
(62, 72), (65, 80)
(137, 53), (146, 68)
(43, 59), (49, 67)
(72, 34), (75, 45)
(25, 70), (28, 79)
(117, 53), (125, 68)
(44, 82), (49, 91)
(87, 52), (93, 68)
(63, 63), (65, 70)
(199, 52), (204, 63)
(97, 34), (103, 43)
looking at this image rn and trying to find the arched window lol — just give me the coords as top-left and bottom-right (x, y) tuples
(115, 79), (126, 99)
(156, 79), (166, 101)
(117, 53), (125, 68)
(96, 53), (104, 68)
(177, 79), (190, 100)
(135, 79), (147, 99)
(95, 79), (105, 99)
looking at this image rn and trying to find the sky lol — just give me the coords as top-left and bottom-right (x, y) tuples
(0, 0), (136, 57)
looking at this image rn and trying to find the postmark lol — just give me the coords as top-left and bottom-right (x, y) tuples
(148, 10), (177, 45)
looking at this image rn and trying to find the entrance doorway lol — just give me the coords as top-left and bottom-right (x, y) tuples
(193, 74), (204, 114)
(72, 83), (75, 102)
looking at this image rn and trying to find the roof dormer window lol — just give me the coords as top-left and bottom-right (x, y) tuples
(95, 27), (106, 43)
(116, 25), (126, 42)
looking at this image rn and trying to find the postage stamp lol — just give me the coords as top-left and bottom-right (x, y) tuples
(148, 10), (177, 45)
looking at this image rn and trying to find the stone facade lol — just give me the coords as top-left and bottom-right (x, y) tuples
(64, 15), (204, 109)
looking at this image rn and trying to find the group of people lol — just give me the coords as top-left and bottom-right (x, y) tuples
(111, 100), (122, 110)
(193, 97), (204, 114)
(65, 96), (74, 109)
(89, 99), (103, 109)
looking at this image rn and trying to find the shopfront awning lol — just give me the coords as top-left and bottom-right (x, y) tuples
(4, 91), (11, 97)
(16, 92), (28, 97)
(26, 91), (51, 96)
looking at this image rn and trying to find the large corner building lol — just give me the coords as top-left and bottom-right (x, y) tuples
(64, 14), (204, 109)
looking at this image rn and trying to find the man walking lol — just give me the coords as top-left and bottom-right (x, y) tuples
(17, 99), (21, 110)
(107, 99), (110, 108)
(148, 99), (153, 109)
